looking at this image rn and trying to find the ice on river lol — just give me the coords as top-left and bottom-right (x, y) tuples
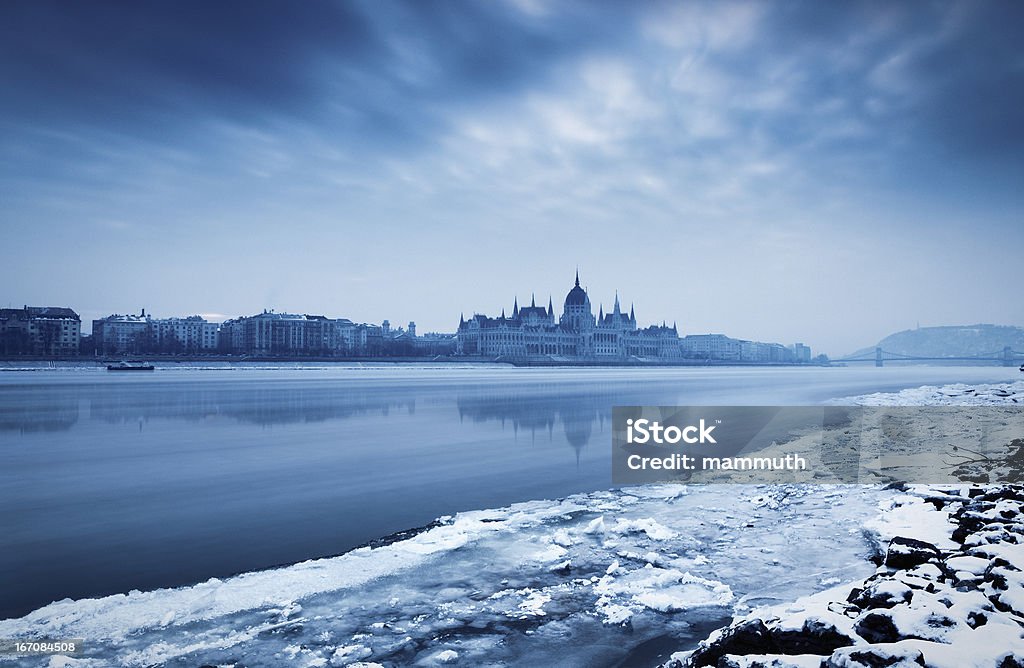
(836, 379), (1024, 406)
(0, 485), (888, 667)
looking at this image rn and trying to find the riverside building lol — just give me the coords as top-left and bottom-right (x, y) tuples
(456, 272), (681, 360)
(0, 306), (81, 356)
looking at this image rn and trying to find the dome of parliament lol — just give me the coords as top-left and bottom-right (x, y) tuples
(564, 272), (589, 307)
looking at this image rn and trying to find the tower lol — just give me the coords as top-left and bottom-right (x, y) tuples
(560, 271), (594, 331)
(560, 271), (595, 358)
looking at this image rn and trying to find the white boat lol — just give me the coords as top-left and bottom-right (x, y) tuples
(106, 361), (155, 371)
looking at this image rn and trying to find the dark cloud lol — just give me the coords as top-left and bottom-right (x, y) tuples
(904, 3), (1024, 161)
(765, 1), (1024, 162)
(0, 1), (634, 151)
(5, 0), (1022, 171)
(0, 2), (371, 126)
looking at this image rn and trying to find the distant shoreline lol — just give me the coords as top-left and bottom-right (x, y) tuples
(0, 354), (833, 368)
(0, 355), (1011, 368)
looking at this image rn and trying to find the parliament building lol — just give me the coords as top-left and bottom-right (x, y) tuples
(456, 272), (681, 360)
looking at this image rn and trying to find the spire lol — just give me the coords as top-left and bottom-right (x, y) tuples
(548, 296), (553, 316)
(501, 308), (506, 319)
(672, 321), (677, 332)
(513, 298), (519, 318)
(613, 291), (620, 316)
(531, 293), (536, 308)
(599, 304), (604, 320)
(460, 312), (465, 326)
(630, 304), (635, 322)
(574, 269), (580, 288)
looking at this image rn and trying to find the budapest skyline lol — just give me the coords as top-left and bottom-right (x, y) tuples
(3, 1), (1023, 356)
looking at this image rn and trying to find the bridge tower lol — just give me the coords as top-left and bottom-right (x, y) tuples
(875, 347), (883, 367)
(1005, 346), (1014, 367)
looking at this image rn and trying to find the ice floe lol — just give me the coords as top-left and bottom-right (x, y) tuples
(1, 484), (888, 666)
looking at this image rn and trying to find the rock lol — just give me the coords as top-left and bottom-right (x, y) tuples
(952, 514), (988, 544)
(718, 657), (817, 668)
(884, 538), (940, 569)
(991, 589), (1024, 616)
(978, 486), (1024, 504)
(825, 644), (926, 667)
(770, 617), (856, 655)
(984, 563), (1014, 591)
(679, 486), (1024, 668)
(997, 652), (1024, 668)
(853, 611), (901, 644)
(944, 555), (989, 576)
(848, 581), (913, 609)
(686, 619), (776, 667)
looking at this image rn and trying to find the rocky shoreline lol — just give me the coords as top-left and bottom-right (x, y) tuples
(661, 484), (1024, 668)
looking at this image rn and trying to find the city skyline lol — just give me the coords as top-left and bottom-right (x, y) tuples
(4, 265), (1021, 357)
(3, 269), (821, 363)
(3, 2), (1024, 356)
(2, 268), (814, 359)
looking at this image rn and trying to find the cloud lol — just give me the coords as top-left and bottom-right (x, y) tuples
(642, 1), (763, 52)
(1, 0), (1023, 353)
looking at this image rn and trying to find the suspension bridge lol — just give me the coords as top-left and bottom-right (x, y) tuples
(835, 346), (1024, 367)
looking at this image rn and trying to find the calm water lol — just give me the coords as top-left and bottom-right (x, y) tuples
(0, 363), (1018, 619)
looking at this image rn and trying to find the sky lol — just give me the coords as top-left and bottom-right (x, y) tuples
(2, 1), (1023, 356)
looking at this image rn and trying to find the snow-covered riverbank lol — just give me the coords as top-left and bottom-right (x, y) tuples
(663, 381), (1024, 668)
(837, 380), (1024, 407)
(663, 485), (1024, 668)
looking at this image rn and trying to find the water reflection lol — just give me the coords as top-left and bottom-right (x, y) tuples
(0, 383), (423, 428)
(1, 373), (647, 618)
(0, 377), (642, 457)
(0, 372), (817, 477)
(0, 387), (80, 432)
(457, 390), (606, 464)
(87, 385), (419, 427)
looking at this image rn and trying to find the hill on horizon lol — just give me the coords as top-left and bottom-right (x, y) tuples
(848, 324), (1024, 359)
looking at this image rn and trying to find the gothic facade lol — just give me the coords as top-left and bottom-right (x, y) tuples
(456, 272), (680, 360)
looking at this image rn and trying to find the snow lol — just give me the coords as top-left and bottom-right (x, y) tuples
(430, 649), (459, 664)
(46, 659), (103, 668)
(896, 624), (1024, 668)
(863, 493), (958, 550)
(862, 580), (912, 605)
(970, 541), (1024, 571)
(826, 643), (925, 667)
(944, 555), (989, 575)
(670, 379), (1024, 668)
(609, 517), (677, 540)
(330, 644), (372, 665)
(593, 565), (733, 620)
(837, 380), (1024, 406)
